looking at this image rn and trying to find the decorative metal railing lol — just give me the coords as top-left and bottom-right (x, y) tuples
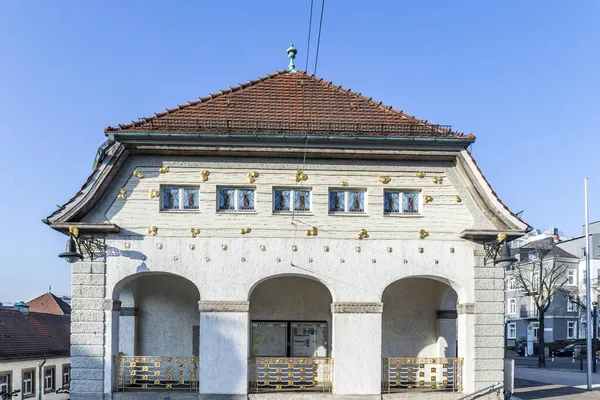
(248, 357), (333, 393)
(138, 119), (455, 136)
(382, 357), (463, 393)
(117, 356), (198, 391)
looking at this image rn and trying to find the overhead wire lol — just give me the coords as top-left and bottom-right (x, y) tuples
(304, 0), (314, 71)
(313, 0), (326, 75)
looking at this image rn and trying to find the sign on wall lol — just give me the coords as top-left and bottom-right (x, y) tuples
(291, 322), (327, 358)
(251, 322), (287, 356)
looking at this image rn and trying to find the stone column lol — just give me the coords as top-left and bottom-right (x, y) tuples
(70, 258), (106, 400)
(437, 310), (458, 357)
(457, 303), (475, 393)
(331, 302), (382, 398)
(103, 299), (121, 397)
(198, 301), (249, 400)
(473, 246), (506, 393)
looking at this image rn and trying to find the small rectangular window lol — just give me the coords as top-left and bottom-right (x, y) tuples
(273, 189), (311, 213)
(508, 298), (516, 315)
(508, 323), (516, 339)
(44, 366), (55, 393)
(507, 277), (516, 290)
(0, 372), (10, 395)
(22, 369), (34, 397)
(567, 269), (576, 285)
(567, 299), (576, 312)
(384, 190), (421, 214)
(62, 364), (70, 387)
(161, 187), (199, 211)
(567, 321), (577, 339)
(218, 188), (255, 212)
(329, 189), (366, 214)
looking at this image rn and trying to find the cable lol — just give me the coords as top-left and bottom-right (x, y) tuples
(313, 0), (326, 75)
(305, 0), (314, 71)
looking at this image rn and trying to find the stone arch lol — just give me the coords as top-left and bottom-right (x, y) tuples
(248, 274), (334, 358)
(247, 272), (336, 302)
(381, 277), (459, 358)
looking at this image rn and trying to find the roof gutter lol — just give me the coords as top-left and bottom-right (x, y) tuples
(108, 131), (475, 146)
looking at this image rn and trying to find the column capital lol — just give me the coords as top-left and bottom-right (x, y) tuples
(457, 303), (475, 315)
(331, 302), (383, 314)
(103, 299), (121, 311)
(198, 300), (249, 313)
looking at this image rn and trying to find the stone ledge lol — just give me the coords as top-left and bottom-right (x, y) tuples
(457, 303), (474, 315)
(199, 301), (249, 313)
(331, 302), (383, 314)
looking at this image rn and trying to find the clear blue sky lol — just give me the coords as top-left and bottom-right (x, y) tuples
(0, 1), (598, 301)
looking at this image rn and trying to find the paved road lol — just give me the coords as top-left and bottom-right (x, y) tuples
(509, 351), (600, 372)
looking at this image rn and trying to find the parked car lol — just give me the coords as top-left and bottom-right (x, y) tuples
(555, 344), (586, 357)
(517, 342), (527, 356)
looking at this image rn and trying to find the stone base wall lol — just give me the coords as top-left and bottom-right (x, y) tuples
(70, 259), (106, 400)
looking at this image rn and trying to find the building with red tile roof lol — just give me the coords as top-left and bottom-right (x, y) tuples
(27, 293), (71, 316)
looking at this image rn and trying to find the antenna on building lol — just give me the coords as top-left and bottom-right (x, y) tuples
(49, 285), (52, 293)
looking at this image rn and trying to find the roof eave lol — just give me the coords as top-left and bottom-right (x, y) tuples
(109, 131), (475, 148)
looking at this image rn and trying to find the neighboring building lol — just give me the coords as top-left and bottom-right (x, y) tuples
(557, 221), (600, 339)
(505, 237), (580, 344)
(0, 302), (70, 399)
(44, 47), (527, 399)
(27, 293), (71, 316)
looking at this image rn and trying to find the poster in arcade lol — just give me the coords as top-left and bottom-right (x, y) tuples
(251, 322), (287, 356)
(291, 322), (328, 357)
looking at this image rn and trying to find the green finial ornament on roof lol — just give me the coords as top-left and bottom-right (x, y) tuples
(286, 43), (297, 72)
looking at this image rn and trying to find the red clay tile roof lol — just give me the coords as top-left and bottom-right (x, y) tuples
(27, 293), (71, 316)
(106, 70), (473, 139)
(0, 309), (70, 360)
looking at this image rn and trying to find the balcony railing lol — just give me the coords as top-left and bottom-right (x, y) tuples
(117, 356), (198, 391)
(248, 357), (333, 393)
(382, 357), (463, 393)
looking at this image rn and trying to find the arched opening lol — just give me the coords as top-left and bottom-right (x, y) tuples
(381, 277), (461, 393)
(111, 273), (201, 393)
(248, 275), (334, 392)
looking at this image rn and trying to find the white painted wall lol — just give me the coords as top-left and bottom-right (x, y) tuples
(118, 285), (135, 356)
(0, 357), (70, 400)
(382, 278), (456, 358)
(128, 274), (200, 357)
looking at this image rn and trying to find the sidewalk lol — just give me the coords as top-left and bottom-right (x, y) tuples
(515, 366), (600, 390)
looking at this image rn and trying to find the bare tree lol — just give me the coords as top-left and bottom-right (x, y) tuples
(512, 238), (571, 368)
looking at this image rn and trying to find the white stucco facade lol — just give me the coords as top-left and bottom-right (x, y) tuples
(0, 357), (70, 400)
(45, 70), (527, 399)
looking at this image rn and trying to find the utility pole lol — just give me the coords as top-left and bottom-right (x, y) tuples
(584, 178), (592, 389)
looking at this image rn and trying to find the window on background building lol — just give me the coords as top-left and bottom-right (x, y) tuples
(508, 323), (516, 339)
(0, 372), (10, 395)
(567, 269), (576, 285)
(272, 189), (311, 213)
(508, 276), (516, 290)
(44, 366), (55, 393)
(383, 190), (420, 214)
(22, 369), (34, 397)
(217, 188), (255, 212)
(567, 298), (576, 312)
(508, 298), (516, 314)
(567, 321), (577, 339)
(329, 189), (366, 214)
(62, 365), (70, 387)
(161, 187), (200, 211)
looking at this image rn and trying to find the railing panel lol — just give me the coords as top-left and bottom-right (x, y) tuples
(248, 357), (333, 393)
(118, 356), (198, 391)
(382, 357), (463, 393)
